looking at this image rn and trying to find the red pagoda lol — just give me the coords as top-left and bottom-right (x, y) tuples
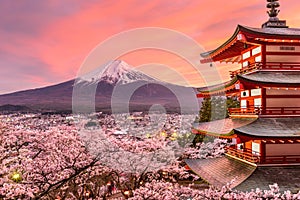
(187, 0), (300, 191)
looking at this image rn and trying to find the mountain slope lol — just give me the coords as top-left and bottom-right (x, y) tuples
(0, 61), (200, 113)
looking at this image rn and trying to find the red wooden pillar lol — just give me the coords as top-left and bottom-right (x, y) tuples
(261, 88), (266, 115)
(260, 141), (266, 164)
(261, 44), (266, 69)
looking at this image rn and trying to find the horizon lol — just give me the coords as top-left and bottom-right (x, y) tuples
(1, 0), (300, 95)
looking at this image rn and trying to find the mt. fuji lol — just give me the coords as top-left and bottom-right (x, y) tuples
(0, 60), (200, 113)
(77, 60), (157, 85)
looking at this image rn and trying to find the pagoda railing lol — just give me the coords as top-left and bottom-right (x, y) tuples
(225, 146), (260, 163)
(228, 107), (260, 116)
(226, 146), (300, 164)
(230, 62), (300, 78)
(230, 63), (262, 78)
(229, 106), (300, 116)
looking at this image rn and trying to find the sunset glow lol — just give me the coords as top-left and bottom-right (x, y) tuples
(1, 0), (300, 94)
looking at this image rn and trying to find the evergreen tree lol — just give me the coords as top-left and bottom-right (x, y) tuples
(199, 97), (240, 122)
(199, 98), (211, 122)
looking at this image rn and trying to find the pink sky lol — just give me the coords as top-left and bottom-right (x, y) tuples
(1, 0), (300, 94)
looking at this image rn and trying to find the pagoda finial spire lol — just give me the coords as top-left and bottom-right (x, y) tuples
(267, 0), (280, 18)
(262, 0), (287, 28)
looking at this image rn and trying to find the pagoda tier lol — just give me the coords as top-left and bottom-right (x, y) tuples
(197, 65), (300, 117)
(232, 118), (300, 165)
(228, 70), (300, 117)
(200, 25), (300, 64)
(193, 117), (300, 165)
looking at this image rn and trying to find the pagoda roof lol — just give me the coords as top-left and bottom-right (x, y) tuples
(198, 76), (237, 93)
(197, 76), (241, 97)
(234, 118), (300, 138)
(185, 156), (256, 189)
(238, 71), (300, 87)
(193, 118), (256, 138)
(244, 26), (300, 37)
(186, 157), (300, 192)
(201, 25), (300, 63)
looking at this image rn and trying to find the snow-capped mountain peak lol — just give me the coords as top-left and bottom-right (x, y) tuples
(101, 60), (131, 82)
(78, 60), (157, 85)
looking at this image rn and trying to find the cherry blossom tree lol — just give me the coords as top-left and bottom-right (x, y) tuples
(79, 126), (198, 198)
(2, 114), (300, 199)
(182, 138), (228, 159)
(0, 118), (197, 199)
(0, 125), (112, 199)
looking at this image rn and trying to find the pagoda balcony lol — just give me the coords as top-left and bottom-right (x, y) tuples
(229, 106), (300, 117)
(225, 146), (300, 165)
(225, 146), (260, 164)
(230, 62), (300, 78)
(228, 107), (260, 117)
(230, 63), (262, 78)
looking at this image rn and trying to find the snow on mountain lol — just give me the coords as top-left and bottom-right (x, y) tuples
(77, 60), (157, 85)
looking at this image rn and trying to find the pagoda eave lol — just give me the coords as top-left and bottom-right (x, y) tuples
(234, 118), (300, 138)
(197, 77), (240, 97)
(192, 129), (237, 139)
(238, 74), (300, 88)
(236, 131), (300, 140)
(200, 24), (300, 63)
